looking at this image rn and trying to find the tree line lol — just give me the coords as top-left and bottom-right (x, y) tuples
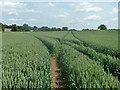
(0, 23), (77, 32)
(82, 24), (108, 31)
(0, 22), (117, 32)
(82, 24), (118, 31)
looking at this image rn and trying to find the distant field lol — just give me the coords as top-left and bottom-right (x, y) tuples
(73, 30), (118, 50)
(2, 31), (120, 88)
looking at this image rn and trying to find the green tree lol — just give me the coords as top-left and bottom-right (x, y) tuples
(4, 24), (8, 28)
(69, 29), (77, 31)
(56, 28), (61, 31)
(11, 24), (18, 31)
(17, 26), (23, 31)
(0, 23), (5, 32)
(33, 26), (38, 31)
(51, 27), (56, 31)
(62, 27), (68, 31)
(98, 24), (107, 30)
(22, 24), (30, 31)
(40, 26), (50, 31)
(82, 29), (89, 31)
(2, 24), (5, 32)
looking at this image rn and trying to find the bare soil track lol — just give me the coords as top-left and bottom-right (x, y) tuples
(51, 57), (65, 89)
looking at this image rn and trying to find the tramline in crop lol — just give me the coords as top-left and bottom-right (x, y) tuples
(2, 30), (120, 89)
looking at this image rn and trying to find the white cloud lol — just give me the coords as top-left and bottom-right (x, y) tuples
(37, 2), (54, 8)
(29, 19), (37, 21)
(0, 0), (119, 2)
(68, 18), (84, 28)
(48, 2), (54, 7)
(0, 2), (2, 9)
(76, 2), (102, 12)
(2, 2), (26, 8)
(112, 7), (118, 13)
(26, 9), (42, 13)
(58, 14), (66, 17)
(8, 12), (18, 15)
(1, 2), (26, 16)
(1, 2), (118, 29)
(8, 18), (22, 21)
(57, 12), (69, 18)
(110, 7), (118, 14)
(84, 15), (101, 20)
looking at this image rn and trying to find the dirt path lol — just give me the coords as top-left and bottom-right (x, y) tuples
(51, 57), (65, 89)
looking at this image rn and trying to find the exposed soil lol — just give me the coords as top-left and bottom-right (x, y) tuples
(51, 57), (65, 89)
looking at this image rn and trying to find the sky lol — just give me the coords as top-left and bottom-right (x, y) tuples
(0, 1), (118, 30)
